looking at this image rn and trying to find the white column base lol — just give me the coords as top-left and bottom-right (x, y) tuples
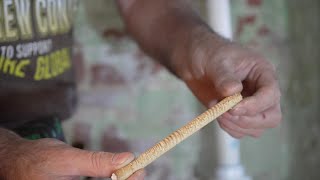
(212, 164), (251, 180)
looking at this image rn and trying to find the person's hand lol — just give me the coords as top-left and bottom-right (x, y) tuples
(177, 37), (281, 138)
(1, 137), (145, 180)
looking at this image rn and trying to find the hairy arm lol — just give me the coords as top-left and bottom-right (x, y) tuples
(116, 0), (227, 78)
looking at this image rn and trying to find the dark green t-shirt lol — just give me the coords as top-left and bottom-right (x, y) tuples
(0, 0), (79, 128)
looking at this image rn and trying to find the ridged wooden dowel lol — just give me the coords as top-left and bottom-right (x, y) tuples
(111, 93), (243, 180)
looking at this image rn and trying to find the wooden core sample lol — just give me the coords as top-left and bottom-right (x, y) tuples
(111, 93), (243, 180)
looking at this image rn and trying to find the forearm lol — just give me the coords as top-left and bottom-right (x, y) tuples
(117, 0), (228, 78)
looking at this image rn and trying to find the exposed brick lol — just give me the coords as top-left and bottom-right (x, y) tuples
(257, 25), (271, 36)
(90, 64), (126, 85)
(73, 52), (85, 83)
(236, 15), (257, 36)
(247, 0), (262, 6)
(101, 125), (131, 152)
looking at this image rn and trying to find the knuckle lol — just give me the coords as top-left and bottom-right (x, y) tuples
(246, 106), (259, 116)
(190, 47), (209, 77)
(219, 122), (236, 135)
(219, 121), (229, 132)
(262, 60), (275, 71)
(230, 132), (244, 139)
(90, 152), (104, 173)
(251, 132), (263, 138)
(236, 117), (251, 129)
(218, 118), (230, 127)
(219, 119), (245, 139)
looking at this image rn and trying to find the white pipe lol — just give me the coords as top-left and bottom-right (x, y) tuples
(207, 0), (233, 39)
(206, 0), (250, 179)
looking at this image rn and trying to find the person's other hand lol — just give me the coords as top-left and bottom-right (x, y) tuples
(1, 137), (145, 180)
(179, 39), (281, 138)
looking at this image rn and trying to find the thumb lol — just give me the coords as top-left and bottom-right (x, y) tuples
(210, 69), (243, 97)
(71, 150), (135, 177)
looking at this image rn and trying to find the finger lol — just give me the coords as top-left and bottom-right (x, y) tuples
(231, 64), (280, 116)
(206, 64), (243, 98)
(231, 104), (282, 129)
(218, 117), (264, 138)
(218, 119), (245, 139)
(185, 78), (220, 107)
(127, 169), (146, 180)
(68, 150), (135, 177)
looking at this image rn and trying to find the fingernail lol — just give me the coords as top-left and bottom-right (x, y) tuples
(112, 153), (134, 166)
(231, 108), (246, 115)
(209, 100), (218, 107)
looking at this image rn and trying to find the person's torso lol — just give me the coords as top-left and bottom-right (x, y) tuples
(0, 0), (79, 128)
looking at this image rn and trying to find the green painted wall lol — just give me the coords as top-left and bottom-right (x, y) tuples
(287, 1), (320, 179)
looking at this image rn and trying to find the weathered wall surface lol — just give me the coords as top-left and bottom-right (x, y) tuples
(287, 1), (320, 179)
(62, 0), (299, 180)
(64, 1), (200, 180)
